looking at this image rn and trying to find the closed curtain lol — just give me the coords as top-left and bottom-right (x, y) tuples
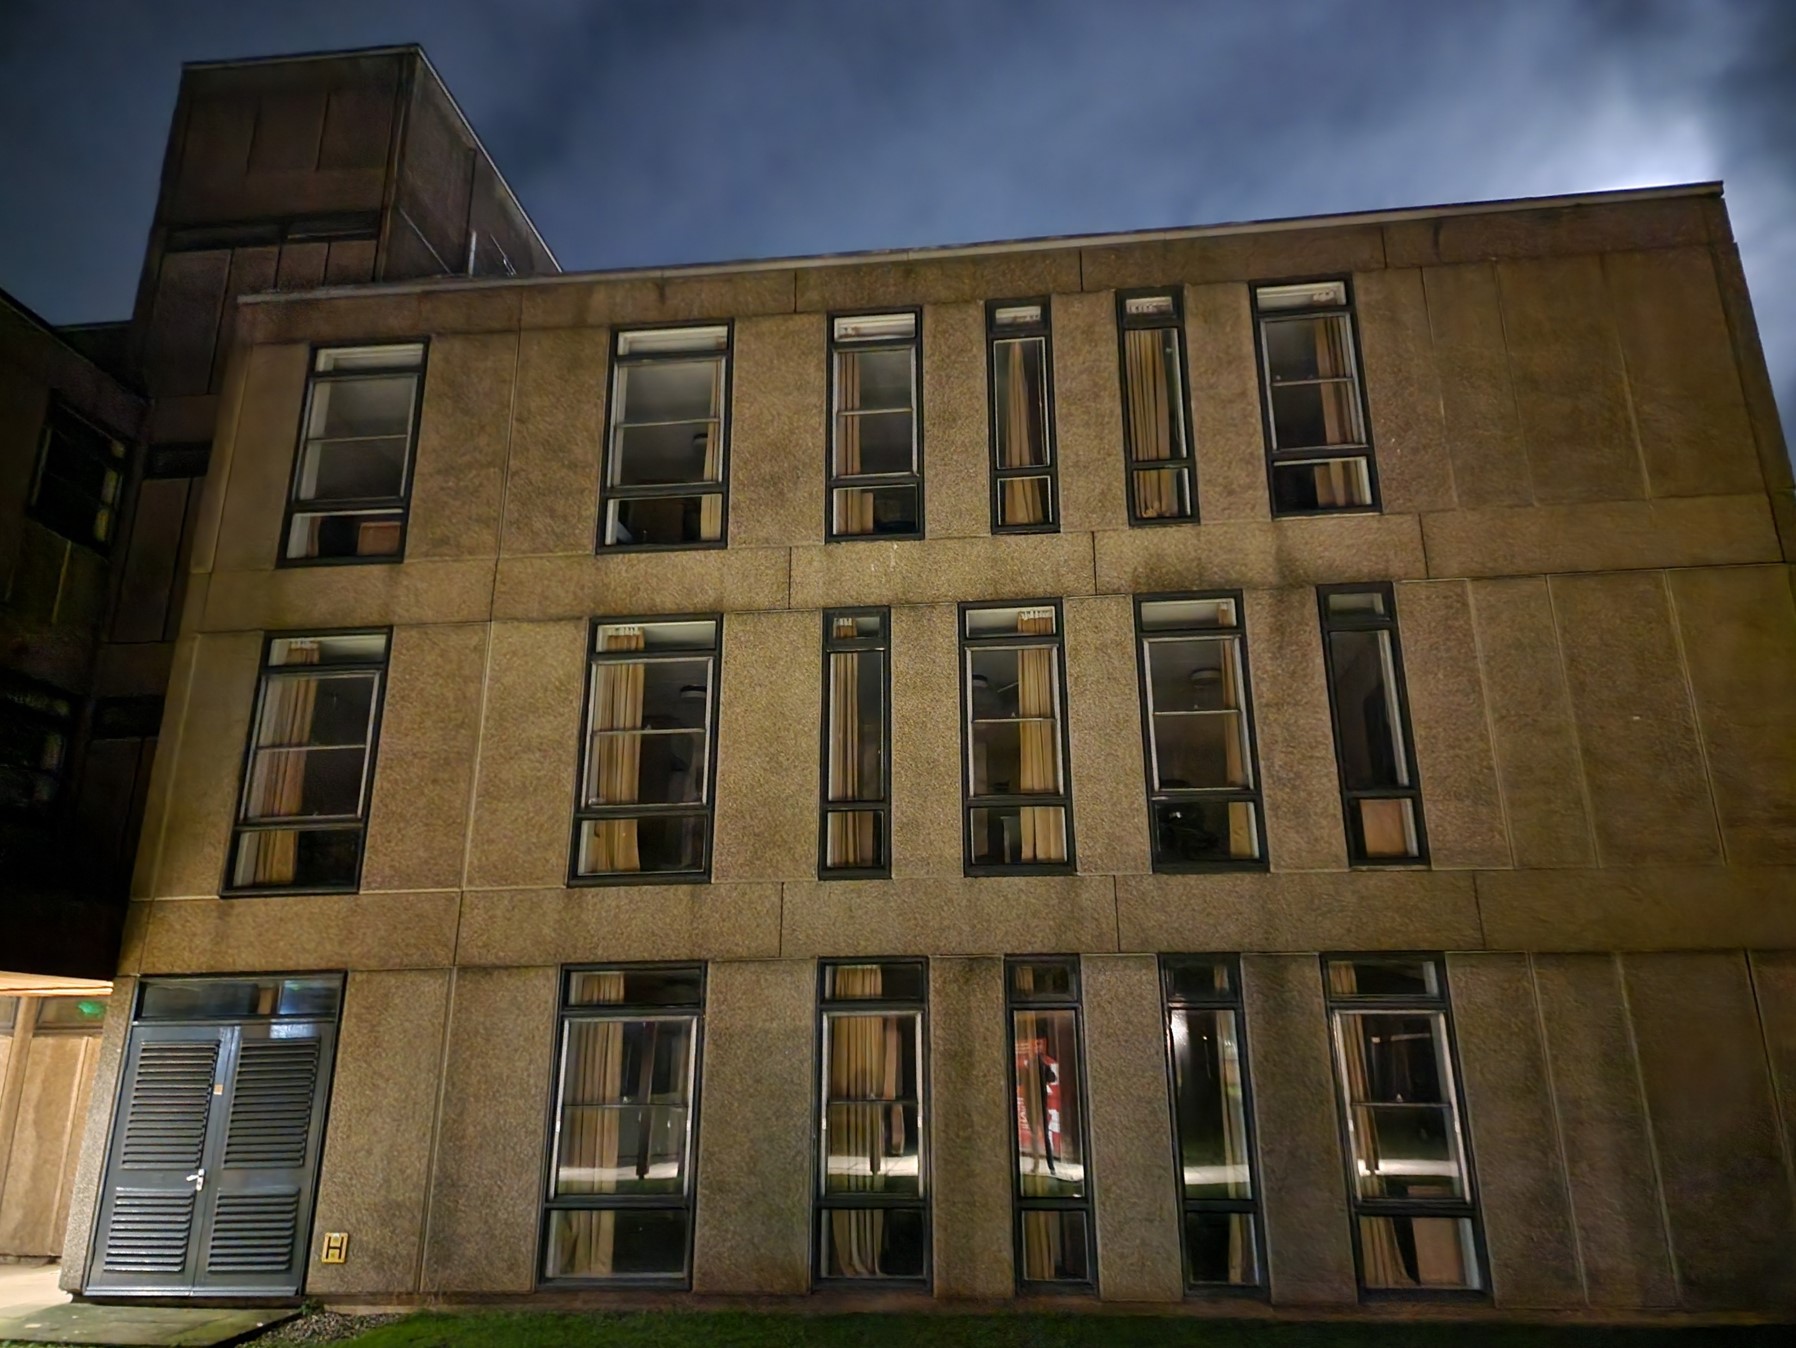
(1312, 317), (1357, 507)
(589, 629), (647, 872)
(827, 966), (901, 1275)
(1016, 612), (1065, 863)
(243, 641), (321, 885)
(1013, 972), (1067, 1279)
(1125, 329), (1179, 518)
(1000, 341), (1044, 526)
(552, 972), (627, 1276)
(833, 355), (875, 536)
(699, 360), (725, 541)
(1219, 646), (1256, 858)
(826, 617), (877, 868)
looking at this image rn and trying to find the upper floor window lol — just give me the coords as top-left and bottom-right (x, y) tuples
(0, 675), (74, 814)
(821, 609), (889, 877)
(601, 325), (730, 549)
(830, 312), (921, 540)
(988, 301), (1057, 532)
(1118, 291), (1195, 524)
(227, 630), (389, 893)
(284, 344), (424, 564)
(30, 400), (127, 552)
(1254, 281), (1376, 514)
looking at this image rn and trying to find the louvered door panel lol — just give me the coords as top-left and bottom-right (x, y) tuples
(222, 1040), (320, 1166)
(118, 1041), (217, 1169)
(206, 1191), (302, 1272)
(102, 1191), (196, 1272)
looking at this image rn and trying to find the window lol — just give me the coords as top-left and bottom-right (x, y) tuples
(1117, 291), (1195, 523)
(572, 617), (720, 883)
(226, 631), (388, 893)
(816, 959), (927, 1283)
(284, 344), (424, 563)
(820, 610), (889, 876)
(0, 675), (74, 813)
(1254, 281), (1376, 514)
(1162, 957), (1262, 1290)
(542, 965), (704, 1284)
(32, 995), (108, 1033)
(30, 400), (127, 551)
(1008, 956), (1093, 1289)
(601, 325), (730, 548)
(1318, 586), (1426, 863)
(1135, 595), (1267, 869)
(961, 603), (1073, 872)
(1324, 956), (1483, 1292)
(987, 300), (1057, 531)
(829, 312), (921, 540)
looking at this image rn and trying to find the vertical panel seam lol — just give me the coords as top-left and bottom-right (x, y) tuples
(1542, 576), (1604, 866)
(412, 970), (457, 1296)
(1417, 266), (1462, 514)
(1464, 582), (1518, 870)
(1659, 572), (1729, 866)
(1597, 252), (1656, 500)
(1490, 261), (1541, 506)
(1614, 953), (1682, 1304)
(1527, 953), (1591, 1305)
(1744, 952), (1796, 1221)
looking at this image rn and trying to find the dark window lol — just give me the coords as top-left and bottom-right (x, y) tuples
(1135, 595), (1267, 869)
(1324, 956), (1484, 1293)
(32, 995), (109, 1033)
(572, 618), (720, 883)
(0, 676), (75, 813)
(30, 400), (127, 551)
(820, 610), (890, 877)
(1318, 586), (1426, 863)
(600, 325), (731, 549)
(1008, 956), (1094, 1290)
(1117, 291), (1195, 524)
(1161, 957), (1263, 1290)
(816, 959), (928, 1283)
(1254, 281), (1377, 515)
(960, 603), (1073, 873)
(830, 312), (921, 540)
(987, 300), (1057, 532)
(542, 965), (703, 1285)
(225, 631), (388, 893)
(137, 975), (342, 1020)
(283, 344), (424, 564)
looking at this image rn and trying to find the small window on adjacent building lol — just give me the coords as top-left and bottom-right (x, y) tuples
(1117, 291), (1195, 524)
(988, 301), (1056, 532)
(227, 631), (389, 893)
(1324, 956), (1483, 1293)
(1254, 281), (1376, 514)
(961, 603), (1073, 872)
(1008, 956), (1094, 1289)
(32, 995), (108, 1033)
(284, 344), (424, 563)
(830, 312), (921, 540)
(1162, 956), (1262, 1290)
(542, 965), (704, 1285)
(601, 325), (730, 549)
(572, 618), (720, 882)
(1136, 595), (1267, 869)
(30, 400), (127, 551)
(821, 610), (889, 877)
(1318, 586), (1426, 863)
(816, 959), (928, 1283)
(0, 675), (74, 813)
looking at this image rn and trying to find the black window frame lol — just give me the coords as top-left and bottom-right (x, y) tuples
(986, 298), (1059, 535)
(958, 599), (1076, 876)
(0, 672), (76, 817)
(596, 321), (734, 554)
(1316, 583), (1428, 866)
(28, 397), (129, 554)
(567, 614), (723, 887)
(826, 309), (925, 543)
(1251, 277), (1381, 517)
(277, 340), (428, 569)
(818, 608), (892, 879)
(537, 962), (707, 1290)
(1115, 288), (1198, 527)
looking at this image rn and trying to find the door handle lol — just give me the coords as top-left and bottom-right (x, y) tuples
(185, 1168), (206, 1193)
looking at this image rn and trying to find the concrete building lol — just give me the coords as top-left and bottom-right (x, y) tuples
(6, 44), (1796, 1322)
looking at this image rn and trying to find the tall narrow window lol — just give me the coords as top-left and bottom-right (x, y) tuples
(227, 630), (388, 893)
(1008, 956), (1093, 1289)
(820, 609), (889, 876)
(0, 675), (74, 813)
(572, 617), (720, 883)
(1324, 957), (1483, 1292)
(830, 312), (921, 540)
(816, 959), (927, 1283)
(1136, 595), (1266, 869)
(1255, 281), (1376, 514)
(601, 325), (730, 548)
(1162, 957), (1262, 1290)
(1117, 290), (1195, 523)
(283, 344), (424, 563)
(543, 965), (704, 1285)
(961, 603), (1072, 872)
(988, 300), (1056, 532)
(30, 400), (127, 551)
(1318, 585), (1426, 863)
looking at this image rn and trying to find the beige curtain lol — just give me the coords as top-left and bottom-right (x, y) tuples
(999, 342), (1045, 527)
(1218, 649), (1257, 859)
(699, 360), (725, 541)
(356, 517), (402, 554)
(826, 617), (877, 868)
(1016, 612), (1065, 863)
(588, 629), (646, 872)
(1014, 986), (1069, 1279)
(550, 972), (627, 1276)
(833, 355), (875, 536)
(827, 966), (901, 1275)
(242, 641), (322, 885)
(1312, 317), (1359, 508)
(1359, 798), (1412, 857)
(1125, 329), (1180, 518)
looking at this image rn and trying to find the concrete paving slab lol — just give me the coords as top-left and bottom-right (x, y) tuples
(0, 1300), (294, 1347)
(0, 1263), (69, 1318)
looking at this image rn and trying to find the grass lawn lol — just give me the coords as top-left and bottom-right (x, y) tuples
(336, 1311), (1794, 1348)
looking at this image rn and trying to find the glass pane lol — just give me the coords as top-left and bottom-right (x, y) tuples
(1272, 457), (1372, 511)
(1327, 629), (1408, 790)
(0, 997), (16, 1034)
(996, 475), (1053, 528)
(834, 409), (914, 479)
(32, 996), (108, 1030)
(818, 1206), (925, 1279)
(823, 1103), (921, 1195)
(993, 337), (1049, 469)
(1131, 466), (1191, 520)
(1256, 281), (1347, 311)
(1358, 1216), (1480, 1290)
(576, 814), (707, 877)
(1151, 799), (1259, 865)
(307, 373), (416, 442)
(1163, 960), (1234, 1002)
(566, 968), (703, 1008)
(969, 647), (1061, 795)
(597, 620), (716, 654)
(286, 509), (404, 560)
(824, 963), (924, 1002)
(589, 655), (710, 736)
(543, 1207), (686, 1280)
(275, 978), (341, 1017)
(826, 648), (883, 803)
(1150, 712), (1250, 791)
(555, 1017), (693, 1196)
(1009, 960), (1077, 1000)
(1014, 1008), (1085, 1197)
(1326, 590), (1389, 620)
(1352, 796), (1420, 859)
(295, 438), (408, 505)
(616, 359), (722, 427)
(585, 730), (705, 807)
(245, 745), (367, 818)
(612, 422), (721, 489)
(1264, 312), (1357, 384)
(827, 612), (885, 642)
(230, 825), (361, 889)
(834, 313), (915, 342)
(1122, 328), (1186, 464)
(1019, 1209), (1090, 1283)
(617, 327), (726, 356)
(1140, 597), (1235, 631)
(1327, 960), (1440, 999)
(1186, 1211), (1259, 1287)
(823, 809), (884, 870)
(1336, 1011), (1465, 1200)
(970, 805), (1067, 866)
(1147, 637), (1240, 715)
(256, 672), (374, 749)
(269, 634), (386, 666)
(831, 485), (918, 537)
(837, 348), (912, 412)
(316, 344), (423, 373)
(965, 606), (1057, 639)
(140, 979), (266, 1020)
(1169, 1009), (1252, 1199)
(1269, 381), (1365, 451)
(604, 494), (724, 547)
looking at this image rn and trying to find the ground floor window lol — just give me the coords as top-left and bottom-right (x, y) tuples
(1007, 955), (1094, 1290)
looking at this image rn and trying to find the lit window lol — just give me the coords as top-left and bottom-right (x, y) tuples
(601, 325), (730, 548)
(1008, 956), (1093, 1289)
(830, 312), (921, 540)
(821, 610), (889, 876)
(1117, 291), (1195, 523)
(1254, 281), (1376, 514)
(987, 300), (1057, 531)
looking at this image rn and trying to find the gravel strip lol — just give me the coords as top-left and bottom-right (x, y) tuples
(245, 1310), (406, 1346)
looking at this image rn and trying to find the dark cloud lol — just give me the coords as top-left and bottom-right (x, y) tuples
(0, 0), (1789, 429)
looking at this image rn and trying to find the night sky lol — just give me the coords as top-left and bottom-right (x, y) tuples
(1, 0), (1789, 431)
